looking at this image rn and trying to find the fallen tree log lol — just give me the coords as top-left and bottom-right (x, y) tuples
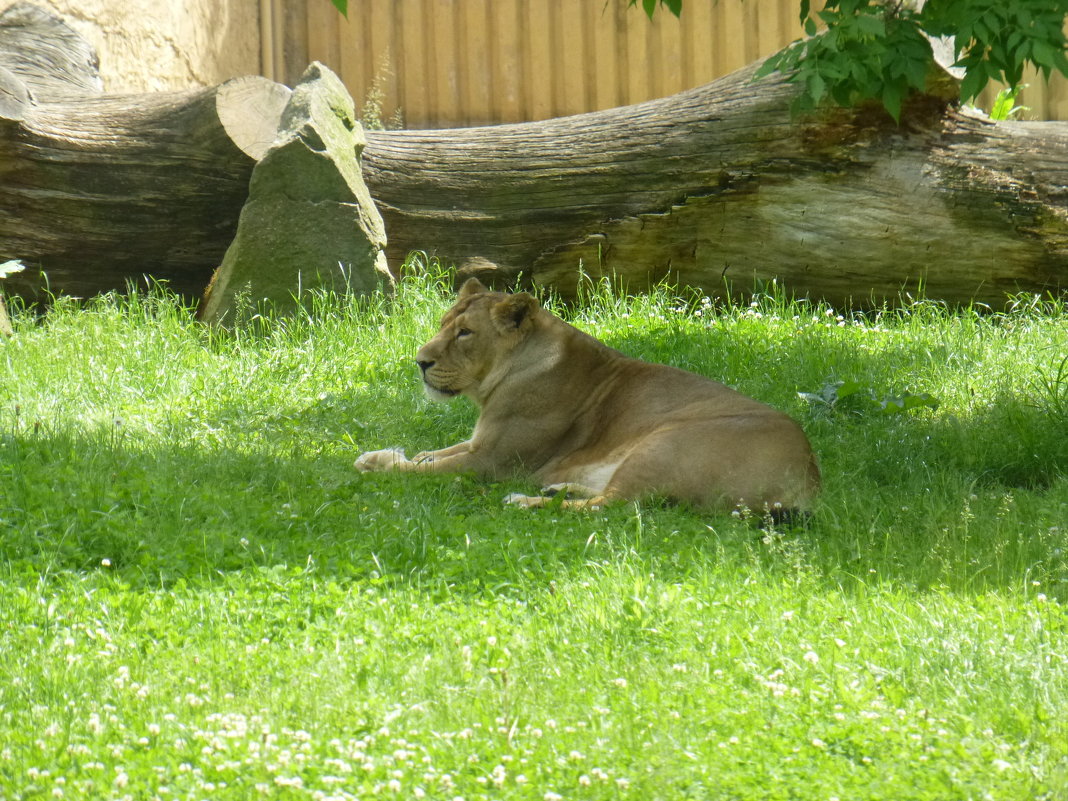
(0, 77), (296, 300)
(0, 3), (389, 313)
(362, 65), (1068, 307)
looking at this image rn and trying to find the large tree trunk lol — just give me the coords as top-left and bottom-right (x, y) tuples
(362, 65), (1068, 307)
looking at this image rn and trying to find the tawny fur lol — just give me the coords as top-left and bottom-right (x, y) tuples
(355, 279), (820, 513)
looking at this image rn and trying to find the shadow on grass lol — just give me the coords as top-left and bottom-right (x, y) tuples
(1, 372), (1066, 602)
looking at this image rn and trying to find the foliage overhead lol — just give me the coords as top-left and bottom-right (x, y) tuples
(630, 0), (1068, 122)
(632, 0), (684, 15)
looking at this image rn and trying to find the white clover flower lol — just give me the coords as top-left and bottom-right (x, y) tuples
(803, 650), (820, 664)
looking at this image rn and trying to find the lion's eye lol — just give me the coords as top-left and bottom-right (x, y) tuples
(456, 328), (472, 339)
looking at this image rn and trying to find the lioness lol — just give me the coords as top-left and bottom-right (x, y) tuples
(355, 278), (820, 515)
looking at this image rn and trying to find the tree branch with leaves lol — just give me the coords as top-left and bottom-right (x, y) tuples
(631, 0), (1068, 121)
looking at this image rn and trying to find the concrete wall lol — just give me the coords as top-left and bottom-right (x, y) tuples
(5, 0), (263, 92)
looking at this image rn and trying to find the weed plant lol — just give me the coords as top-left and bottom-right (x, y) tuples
(0, 271), (1066, 800)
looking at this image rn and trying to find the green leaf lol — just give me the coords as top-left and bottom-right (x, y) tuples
(1031, 39), (1057, 71)
(903, 55), (930, 91)
(882, 82), (904, 123)
(642, 0), (657, 19)
(755, 42), (805, 80)
(877, 392), (939, 416)
(807, 71), (827, 103)
(856, 13), (886, 39)
(805, 17), (818, 36)
(818, 9), (839, 26)
(959, 59), (989, 102)
(989, 84), (1029, 121)
(800, 0), (811, 27)
(754, 51), (785, 80)
(664, 0), (683, 17)
(833, 380), (868, 401)
(329, 0), (347, 17)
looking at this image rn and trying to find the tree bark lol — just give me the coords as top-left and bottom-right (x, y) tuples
(362, 64), (1068, 307)
(0, 3), (291, 300)
(0, 2), (101, 107)
(1, 80), (297, 300)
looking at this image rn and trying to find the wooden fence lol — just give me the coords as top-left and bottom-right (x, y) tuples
(264, 0), (1068, 128)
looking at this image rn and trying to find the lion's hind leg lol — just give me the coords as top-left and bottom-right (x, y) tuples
(503, 483), (613, 510)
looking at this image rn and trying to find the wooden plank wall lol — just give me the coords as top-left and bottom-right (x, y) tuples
(269, 0), (1068, 128)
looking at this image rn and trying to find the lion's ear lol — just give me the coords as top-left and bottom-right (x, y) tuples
(458, 277), (489, 300)
(491, 293), (539, 333)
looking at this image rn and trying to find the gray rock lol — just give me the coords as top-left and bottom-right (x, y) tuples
(200, 62), (391, 325)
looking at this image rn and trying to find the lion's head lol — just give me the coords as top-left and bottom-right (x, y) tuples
(415, 278), (540, 402)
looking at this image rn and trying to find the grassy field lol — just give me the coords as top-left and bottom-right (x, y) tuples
(1, 272), (1066, 800)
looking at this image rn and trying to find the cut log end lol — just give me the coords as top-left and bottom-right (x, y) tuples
(216, 76), (293, 161)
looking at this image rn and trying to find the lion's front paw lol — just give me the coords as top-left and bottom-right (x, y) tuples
(503, 492), (545, 509)
(354, 448), (410, 472)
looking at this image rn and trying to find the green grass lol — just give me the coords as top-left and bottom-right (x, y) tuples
(1, 273), (1066, 800)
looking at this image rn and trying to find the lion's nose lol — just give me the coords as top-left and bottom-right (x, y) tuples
(417, 359), (434, 374)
